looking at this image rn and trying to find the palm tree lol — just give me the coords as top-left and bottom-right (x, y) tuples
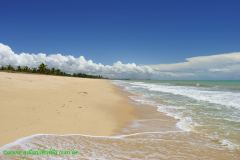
(51, 68), (56, 74)
(1, 66), (6, 70)
(55, 69), (61, 75)
(17, 66), (22, 72)
(7, 65), (14, 71)
(23, 66), (30, 72)
(0, 64), (105, 79)
(32, 68), (37, 73)
(38, 63), (47, 73)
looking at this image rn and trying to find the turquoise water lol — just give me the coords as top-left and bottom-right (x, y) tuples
(114, 80), (240, 150)
(138, 80), (240, 91)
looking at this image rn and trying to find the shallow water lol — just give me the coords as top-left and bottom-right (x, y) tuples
(114, 80), (240, 151)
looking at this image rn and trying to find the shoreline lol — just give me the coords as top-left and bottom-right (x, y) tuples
(0, 72), (136, 147)
(0, 73), (239, 159)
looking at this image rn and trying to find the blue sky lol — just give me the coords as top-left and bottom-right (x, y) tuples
(1, 0), (240, 65)
(0, 0), (240, 79)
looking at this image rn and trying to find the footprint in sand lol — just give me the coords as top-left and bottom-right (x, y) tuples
(56, 109), (60, 114)
(78, 91), (88, 95)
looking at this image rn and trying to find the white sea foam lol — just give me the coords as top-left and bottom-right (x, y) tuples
(114, 81), (203, 132)
(130, 82), (240, 109)
(156, 105), (196, 132)
(220, 139), (240, 150)
(176, 117), (197, 132)
(129, 95), (158, 106)
(112, 80), (240, 151)
(0, 132), (238, 160)
(0, 131), (185, 152)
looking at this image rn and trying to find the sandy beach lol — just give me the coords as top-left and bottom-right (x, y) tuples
(0, 72), (239, 160)
(0, 72), (135, 146)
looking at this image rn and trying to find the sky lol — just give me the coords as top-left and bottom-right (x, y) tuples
(0, 0), (240, 79)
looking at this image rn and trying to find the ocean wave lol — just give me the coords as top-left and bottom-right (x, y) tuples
(129, 82), (240, 109)
(1, 133), (239, 160)
(220, 139), (240, 150)
(112, 80), (240, 152)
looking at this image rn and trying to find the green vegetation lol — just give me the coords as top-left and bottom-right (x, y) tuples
(0, 63), (105, 79)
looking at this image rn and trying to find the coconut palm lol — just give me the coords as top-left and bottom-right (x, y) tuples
(17, 66), (22, 72)
(38, 63), (47, 73)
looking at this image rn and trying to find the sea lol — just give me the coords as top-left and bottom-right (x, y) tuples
(0, 80), (239, 160)
(114, 80), (240, 150)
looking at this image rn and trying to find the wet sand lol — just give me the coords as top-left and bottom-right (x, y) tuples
(118, 101), (240, 160)
(0, 72), (135, 146)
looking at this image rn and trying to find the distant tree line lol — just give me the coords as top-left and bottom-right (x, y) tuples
(0, 63), (105, 79)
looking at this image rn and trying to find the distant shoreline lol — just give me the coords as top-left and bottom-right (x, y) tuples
(0, 63), (106, 79)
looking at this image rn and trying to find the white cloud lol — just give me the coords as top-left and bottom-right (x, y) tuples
(0, 43), (240, 80)
(151, 52), (240, 79)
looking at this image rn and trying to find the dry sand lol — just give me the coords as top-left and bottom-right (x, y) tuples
(0, 72), (135, 146)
